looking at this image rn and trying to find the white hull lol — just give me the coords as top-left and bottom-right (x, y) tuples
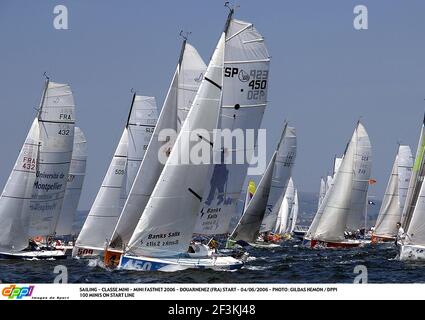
(400, 244), (425, 261)
(0, 250), (67, 260)
(119, 254), (244, 272)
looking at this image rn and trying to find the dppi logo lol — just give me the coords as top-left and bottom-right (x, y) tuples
(224, 67), (250, 82)
(2, 285), (34, 300)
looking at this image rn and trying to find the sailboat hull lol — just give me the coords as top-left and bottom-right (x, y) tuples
(0, 250), (67, 260)
(399, 244), (425, 261)
(307, 239), (363, 249)
(371, 234), (395, 244)
(118, 254), (244, 272)
(72, 246), (103, 259)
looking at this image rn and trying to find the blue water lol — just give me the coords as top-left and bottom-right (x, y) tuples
(1, 242), (425, 284)
(2, 192), (424, 284)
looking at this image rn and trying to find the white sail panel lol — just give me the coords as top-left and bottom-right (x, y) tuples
(374, 153), (400, 238)
(326, 175), (333, 193)
(177, 43), (207, 131)
(75, 129), (128, 251)
(230, 152), (277, 243)
(334, 157), (343, 175)
(0, 119), (40, 252)
(398, 145), (413, 212)
(194, 18), (271, 235)
(28, 82), (75, 237)
(126, 33), (225, 257)
(406, 179), (425, 246)
(126, 96), (158, 194)
(55, 127), (88, 236)
(275, 197), (288, 234)
(277, 178), (295, 234)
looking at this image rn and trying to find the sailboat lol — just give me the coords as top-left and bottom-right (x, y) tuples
(0, 79), (75, 260)
(226, 124), (297, 248)
(117, 18), (242, 272)
(73, 94), (158, 258)
(105, 39), (206, 257)
(305, 122), (372, 249)
(193, 11), (271, 238)
(372, 145), (413, 243)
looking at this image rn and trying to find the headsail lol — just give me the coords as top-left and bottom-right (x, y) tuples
(108, 42), (206, 250)
(289, 189), (299, 233)
(318, 178), (326, 210)
(126, 33), (225, 258)
(194, 16), (271, 235)
(55, 127), (88, 236)
(398, 145), (413, 212)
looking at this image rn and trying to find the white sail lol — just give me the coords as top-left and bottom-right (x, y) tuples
(0, 119), (40, 252)
(289, 189), (299, 233)
(318, 178), (326, 210)
(374, 151), (400, 238)
(194, 17), (271, 235)
(230, 152), (277, 243)
(398, 145), (413, 212)
(55, 127), (88, 236)
(75, 128), (128, 251)
(334, 157), (343, 175)
(28, 81), (75, 237)
(126, 33), (225, 258)
(177, 43), (207, 131)
(346, 124), (373, 232)
(108, 42), (206, 250)
(126, 96), (158, 194)
(402, 119), (425, 229)
(275, 197), (288, 234)
(259, 127), (297, 233)
(308, 123), (372, 241)
(276, 178), (295, 234)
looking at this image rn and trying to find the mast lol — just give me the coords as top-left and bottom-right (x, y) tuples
(178, 31), (189, 70)
(126, 91), (137, 128)
(37, 74), (50, 121)
(224, 2), (235, 35)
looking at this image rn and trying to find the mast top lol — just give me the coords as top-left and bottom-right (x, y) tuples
(224, 2), (236, 34)
(178, 30), (191, 69)
(126, 90), (137, 128)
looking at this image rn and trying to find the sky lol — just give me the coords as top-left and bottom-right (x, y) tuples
(0, 0), (424, 210)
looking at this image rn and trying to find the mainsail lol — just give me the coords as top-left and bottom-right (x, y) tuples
(108, 41), (206, 250)
(126, 32), (225, 258)
(194, 15), (271, 235)
(28, 81), (75, 238)
(398, 145), (413, 211)
(261, 126), (297, 233)
(374, 150), (400, 238)
(307, 123), (372, 242)
(75, 94), (157, 252)
(55, 127), (88, 236)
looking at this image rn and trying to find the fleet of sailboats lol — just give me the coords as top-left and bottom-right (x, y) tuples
(1, 5), (424, 270)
